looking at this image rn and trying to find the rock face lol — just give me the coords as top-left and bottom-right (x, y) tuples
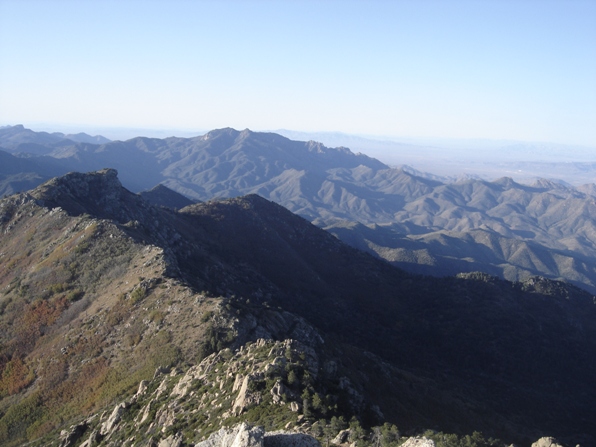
(232, 374), (264, 415)
(195, 423), (265, 447)
(531, 437), (565, 447)
(32, 168), (124, 218)
(195, 423), (321, 447)
(331, 429), (350, 444)
(58, 421), (88, 447)
(400, 437), (435, 447)
(100, 402), (128, 436)
(159, 433), (184, 447)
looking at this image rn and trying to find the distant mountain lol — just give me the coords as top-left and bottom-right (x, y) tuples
(0, 148), (75, 196)
(0, 124), (70, 155)
(274, 130), (596, 185)
(0, 124), (110, 154)
(0, 169), (594, 446)
(324, 176), (596, 293)
(2, 125), (596, 295)
(62, 131), (111, 145)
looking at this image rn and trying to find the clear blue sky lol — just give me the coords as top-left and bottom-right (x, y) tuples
(1, 0), (595, 146)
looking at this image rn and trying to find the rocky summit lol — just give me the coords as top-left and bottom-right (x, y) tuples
(0, 170), (594, 447)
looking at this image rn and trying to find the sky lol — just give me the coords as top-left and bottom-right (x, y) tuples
(1, 0), (595, 146)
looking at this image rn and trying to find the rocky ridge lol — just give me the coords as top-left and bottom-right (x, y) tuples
(55, 338), (328, 447)
(0, 170), (594, 446)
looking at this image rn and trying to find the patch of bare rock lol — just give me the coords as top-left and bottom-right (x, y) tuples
(195, 423), (320, 447)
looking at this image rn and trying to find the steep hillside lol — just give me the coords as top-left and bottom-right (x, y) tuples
(0, 170), (594, 446)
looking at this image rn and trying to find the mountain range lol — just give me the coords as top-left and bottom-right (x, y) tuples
(273, 129), (596, 186)
(0, 169), (594, 446)
(1, 125), (596, 295)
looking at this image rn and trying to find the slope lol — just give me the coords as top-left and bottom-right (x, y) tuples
(0, 170), (594, 446)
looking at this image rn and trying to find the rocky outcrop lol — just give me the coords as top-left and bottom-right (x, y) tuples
(58, 421), (88, 447)
(100, 402), (128, 436)
(331, 429), (350, 445)
(400, 437), (435, 447)
(232, 374), (264, 415)
(531, 437), (566, 447)
(158, 433), (184, 447)
(79, 430), (102, 447)
(270, 380), (293, 405)
(62, 338), (329, 445)
(32, 169), (125, 218)
(195, 423), (265, 447)
(195, 423), (321, 447)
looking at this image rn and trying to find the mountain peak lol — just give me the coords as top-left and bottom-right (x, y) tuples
(201, 127), (240, 140)
(64, 132), (111, 145)
(492, 176), (519, 188)
(30, 168), (133, 220)
(531, 178), (572, 191)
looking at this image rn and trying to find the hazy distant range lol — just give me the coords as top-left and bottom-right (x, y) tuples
(20, 124), (596, 186)
(274, 129), (596, 187)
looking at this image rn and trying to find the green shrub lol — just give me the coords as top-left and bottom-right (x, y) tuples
(130, 287), (146, 305)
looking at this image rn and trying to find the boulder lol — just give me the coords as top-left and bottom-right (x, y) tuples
(270, 380), (292, 404)
(331, 430), (350, 445)
(133, 380), (149, 400)
(195, 422), (265, 447)
(100, 402), (128, 436)
(79, 430), (102, 447)
(194, 424), (321, 447)
(58, 421), (88, 447)
(400, 438), (435, 447)
(233, 375), (262, 414)
(531, 438), (565, 447)
(158, 433), (183, 447)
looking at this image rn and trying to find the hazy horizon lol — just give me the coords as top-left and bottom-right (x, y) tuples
(4, 122), (596, 187)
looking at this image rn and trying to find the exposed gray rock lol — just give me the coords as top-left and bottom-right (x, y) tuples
(59, 421), (88, 447)
(270, 380), (292, 404)
(194, 423), (320, 447)
(158, 433), (183, 447)
(100, 402), (128, 436)
(133, 380), (150, 400)
(331, 429), (350, 445)
(531, 437), (565, 447)
(171, 365), (202, 397)
(195, 422), (265, 447)
(79, 429), (102, 447)
(233, 374), (263, 415)
(400, 438), (435, 447)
